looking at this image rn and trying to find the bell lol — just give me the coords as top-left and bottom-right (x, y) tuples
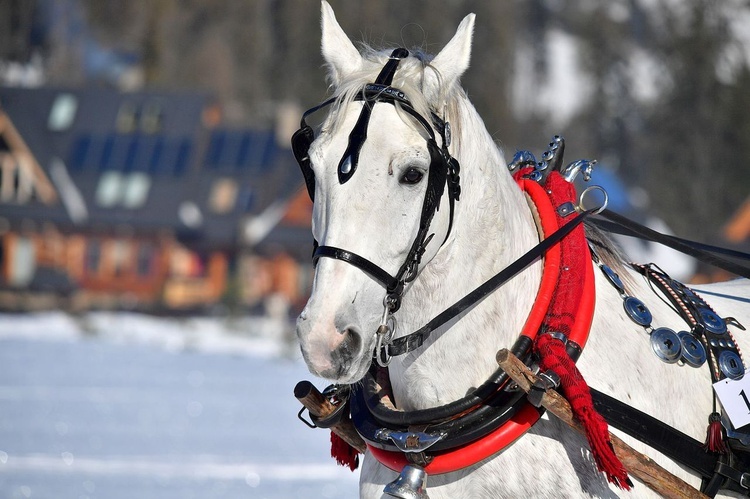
(384, 465), (429, 499)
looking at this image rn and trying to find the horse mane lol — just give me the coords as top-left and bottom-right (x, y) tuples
(584, 222), (638, 292)
(323, 45), (466, 156)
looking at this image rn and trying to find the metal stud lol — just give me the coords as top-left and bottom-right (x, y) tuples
(623, 296), (652, 327)
(678, 331), (707, 368)
(601, 265), (625, 295)
(650, 327), (682, 364)
(699, 308), (727, 334)
(507, 150), (536, 171)
(528, 170), (543, 182)
(719, 351), (745, 380)
(340, 155), (353, 175)
(384, 465), (429, 499)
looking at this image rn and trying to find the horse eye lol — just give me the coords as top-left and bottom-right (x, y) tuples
(400, 168), (424, 185)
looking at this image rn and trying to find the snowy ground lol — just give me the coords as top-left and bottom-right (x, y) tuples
(0, 312), (359, 499)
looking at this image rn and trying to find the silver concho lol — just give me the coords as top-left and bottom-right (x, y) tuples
(699, 308), (727, 334)
(719, 350), (745, 380)
(624, 296), (652, 327)
(650, 327), (682, 364)
(601, 265), (625, 295)
(678, 331), (707, 368)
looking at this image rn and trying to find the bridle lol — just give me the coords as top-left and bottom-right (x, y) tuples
(291, 48), (461, 332)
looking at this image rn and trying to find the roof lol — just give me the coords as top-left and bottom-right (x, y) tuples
(0, 85), (307, 250)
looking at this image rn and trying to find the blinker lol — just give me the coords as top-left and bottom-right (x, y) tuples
(338, 48), (409, 184)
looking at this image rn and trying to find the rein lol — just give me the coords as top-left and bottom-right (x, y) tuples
(591, 210), (750, 280)
(384, 208), (593, 358)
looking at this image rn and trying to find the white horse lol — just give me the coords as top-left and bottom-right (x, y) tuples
(296, 3), (750, 497)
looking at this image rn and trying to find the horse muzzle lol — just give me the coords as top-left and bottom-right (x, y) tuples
(296, 316), (371, 383)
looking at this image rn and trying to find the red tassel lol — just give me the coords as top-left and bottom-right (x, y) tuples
(536, 334), (632, 490)
(703, 412), (727, 454)
(330, 432), (360, 471)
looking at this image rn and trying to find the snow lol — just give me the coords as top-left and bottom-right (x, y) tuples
(0, 312), (360, 498)
(0, 311), (290, 358)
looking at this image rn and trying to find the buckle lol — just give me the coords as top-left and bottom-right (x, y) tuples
(741, 472), (750, 490)
(528, 370), (561, 408)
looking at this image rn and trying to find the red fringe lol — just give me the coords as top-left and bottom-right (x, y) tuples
(330, 432), (360, 471)
(703, 412), (728, 454)
(536, 334), (632, 490)
(532, 171), (631, 490)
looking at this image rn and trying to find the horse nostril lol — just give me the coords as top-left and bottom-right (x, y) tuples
(332, 327), (363, 365)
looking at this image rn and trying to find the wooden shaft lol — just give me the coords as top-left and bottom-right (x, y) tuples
(495, 349), (708, 499)
(294, 380), (367, 453)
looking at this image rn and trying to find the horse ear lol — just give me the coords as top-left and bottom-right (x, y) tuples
(425, 13), (476, 102)
(321, 1), (362, 86)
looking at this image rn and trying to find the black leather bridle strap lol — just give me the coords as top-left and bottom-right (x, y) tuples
(313, 245), (402, 293)
(338, 48), (409, 184)
(387, 208), (596, 357)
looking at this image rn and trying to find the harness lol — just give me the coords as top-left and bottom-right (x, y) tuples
(350, 165), (602, 476)
(590, 257), (750, 496)
(293, 49), (750, 497)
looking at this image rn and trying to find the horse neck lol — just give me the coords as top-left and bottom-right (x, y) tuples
(389, 96), (543, 409)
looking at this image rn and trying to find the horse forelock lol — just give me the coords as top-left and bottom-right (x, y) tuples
(323, 45), (465, 152)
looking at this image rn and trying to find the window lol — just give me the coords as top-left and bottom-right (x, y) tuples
(151, 138), (192, 175)
(109, 134), (136, 171)
(48, 94), (78, 131)
(9, 236), (35, 286)
(99, 134), (116, 171)
(95, 171), (150, 209)
(95, 171), (123, 207)
(174, 139), (191, 175)
(140, 102), (163, 134)
(178, 201), (203, 228)
(85, 239), (101, 275)
(121, 173), (151, 209)
(206, 131), (225, 168)
(136, 242), (155, 277)
(111, 239), (130, 277)
(68, 135), (91, 171)
(116, 103), (138, 133)
(132, 135), (157, 172)
(208, 178), (238, 214)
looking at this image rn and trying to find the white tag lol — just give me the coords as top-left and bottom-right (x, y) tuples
(713, 373), (750, 429)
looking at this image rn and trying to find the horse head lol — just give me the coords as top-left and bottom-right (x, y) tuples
(295, 2), (476, 384)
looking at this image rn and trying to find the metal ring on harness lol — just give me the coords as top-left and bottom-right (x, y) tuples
(577, 185), (608, 215)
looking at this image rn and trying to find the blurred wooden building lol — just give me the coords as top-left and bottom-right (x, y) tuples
(0, 86), (313, 313)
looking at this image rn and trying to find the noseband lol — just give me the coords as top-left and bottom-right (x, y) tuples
(291, 48), (461, 314)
